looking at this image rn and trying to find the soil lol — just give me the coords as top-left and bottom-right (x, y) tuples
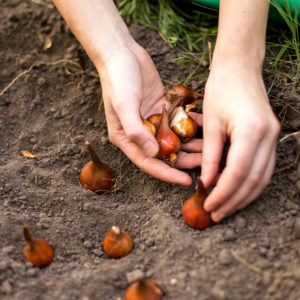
(1, 1), (300, 300)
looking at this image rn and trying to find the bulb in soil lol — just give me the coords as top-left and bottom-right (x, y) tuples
(23, 224), (54, 268)
(182, 177), (214, 230)
(125, 279), (164, 300)
(156, 106), (181, 162)
(80, 141), (115, 194)
(170, 106), (197, 140)
(103, 226), (133, 258)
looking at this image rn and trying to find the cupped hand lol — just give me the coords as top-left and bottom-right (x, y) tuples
(201, 64), (280, 222)
(97, 44), (200, 185)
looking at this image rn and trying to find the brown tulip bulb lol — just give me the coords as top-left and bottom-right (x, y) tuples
(80, 141), (115, 194)
(167, 84), (200, 106)
(170, 106), (197, 139)
(103, 226), (133, 258)
(125, 279), (164, 300)
(146, 114), (162, 131)
(142, 117), (156, 136)
(156, 106), (181, 161)
(182, 177), (214, 230)
(23, 224), (54, 268)
(146, 98), (181, 131)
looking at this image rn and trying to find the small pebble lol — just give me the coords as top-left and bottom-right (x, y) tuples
(170, 278), (177, 285)
(1, 245), (15, 255)
(211, 283), (226, 300)
(126, 269), (144, 284)
(0, 280), (12, 295)
(224, 229), (236, 241)
(234, 216), (247, 229)
(92, 248), (103, 257)
(218, 249), (232, 265)
(83, 240), (92, 249)
(100, 136), (109, 146)
(37, 77), (46, 86)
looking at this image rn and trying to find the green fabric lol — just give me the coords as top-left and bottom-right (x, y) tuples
(191, 0), (300, 22)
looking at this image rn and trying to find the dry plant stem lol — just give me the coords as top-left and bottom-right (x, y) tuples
(274, 151), (300, 174)
(231, 250), (297, 278)
(279, 131), (300, 142)
(0, 59), (83, 96)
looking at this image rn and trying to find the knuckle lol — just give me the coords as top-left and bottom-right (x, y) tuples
(229, 167), (247, 181)
(272, 119), (281, 138)
(248, 174), (261, 188)
(250, 118), (267, 135)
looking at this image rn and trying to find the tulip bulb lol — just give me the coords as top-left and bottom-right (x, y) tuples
(23, 224), (54, 268)
(103, 226), (133, 258)
(156, 106), (181, 161)
(167, 84), (200, 106)
(146, 114), (162, 131)
(142, 117), (156, 136)
(170, 106), (197, 140)
(182, 177), (214, 230)
(125, 279), (164, 300)
(80, 141), (115, 194)
(146, 98), (181, 131)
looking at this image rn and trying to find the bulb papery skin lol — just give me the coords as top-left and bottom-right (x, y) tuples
(80, 161), (114, 194)
(182, 178), (214, 230)
(170, 106), (197, 139)
(125, 279), (163, 300)
(156, 107), (181, 160)
(103, 226), (133, 258)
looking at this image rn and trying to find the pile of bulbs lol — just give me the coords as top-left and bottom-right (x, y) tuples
(143, 84), (201, 163)
(22, 84), (214, 300)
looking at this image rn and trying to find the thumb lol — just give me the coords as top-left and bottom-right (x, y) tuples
(200, 119), (225, 188)
(118, 102), (159, 157)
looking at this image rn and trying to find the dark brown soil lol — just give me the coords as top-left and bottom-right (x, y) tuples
(1, 1), (300, 300)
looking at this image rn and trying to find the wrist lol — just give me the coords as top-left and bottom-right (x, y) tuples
(211, 43), (266, 72)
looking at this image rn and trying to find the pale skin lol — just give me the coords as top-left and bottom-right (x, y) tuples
(53, 0), (280, 222)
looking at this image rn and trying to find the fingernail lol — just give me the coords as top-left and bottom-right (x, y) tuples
(213, 211), (225, 222)
(204, 201), (214, 212)
(143, 140), (158, 157)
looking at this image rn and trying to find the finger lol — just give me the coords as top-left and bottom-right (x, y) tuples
(203, 129), (262, 212)
(235, 148), (276, 211)
(115, 136), (192, 186)
(117, 102), (159, 157)
(174, 152), (202, 169)
(210, 138), (275, 222)
(188, 112), (203, 127)
(181, 139), (203, 153)
(200, 119), (226, 189)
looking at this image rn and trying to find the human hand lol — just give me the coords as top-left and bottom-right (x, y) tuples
(201, 63), (280, 222)
(98, 44), (202, 185)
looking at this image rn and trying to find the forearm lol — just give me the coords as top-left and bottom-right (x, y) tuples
(52, 0), (135, 68)
(212, 0), (269, 70)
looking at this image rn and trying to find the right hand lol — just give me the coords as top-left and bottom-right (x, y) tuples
(97, 44), (202, 185)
